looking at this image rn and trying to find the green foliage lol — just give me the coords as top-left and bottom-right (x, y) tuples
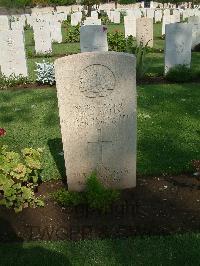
(53, 188), (85, 206)
(0, 74), (29, 90)
(0, 0), (31, 8)
(107, 31), (127, 52)
(135, 43), (149, 80)
(100, 13), (110, 25)
(85, 172), (120, 212)
(165, 65), (194, 82)
(53, 173), (120, 212)
(0, 146), (44, 213)
(48, 0), (76, 5)
(65, 25), (80, 43)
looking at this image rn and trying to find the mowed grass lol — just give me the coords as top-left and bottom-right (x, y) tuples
(0, 83), (199, 181)
(0, 234), (200, 266)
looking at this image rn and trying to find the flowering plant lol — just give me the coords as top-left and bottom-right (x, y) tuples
(0, 128), (6, 137)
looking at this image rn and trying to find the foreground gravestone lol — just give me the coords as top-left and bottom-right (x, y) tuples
(136, 18), (153, 47)
(0, 30), (27, 77)
(80, 25), (108, 52)
(55, 52), (137, 191)
(165, 23), (192, 73)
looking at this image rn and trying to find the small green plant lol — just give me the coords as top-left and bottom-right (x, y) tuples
(65, 25), (80, 43)
(85, 172), (120, 212)
(0, 145), (44, 213)
(165, 65), (194, 82)
(126, 35), (135, 53)
(53, 189), (85, 206)
(100, 13), (110, 24)
(108, 31), (127, 52)
(135, 42), (149, 80)
(52, 173), (120, 212)
(0, 74), (29, 90)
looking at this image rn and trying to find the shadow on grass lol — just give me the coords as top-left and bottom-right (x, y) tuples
(0, 218), (71, 265)
(48, 138), (67, 185)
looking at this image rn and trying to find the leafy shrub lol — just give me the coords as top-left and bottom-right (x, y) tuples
(35, 61), (55, 86)
(165, 65), (194, 82)
(53, 189), (85, 206)
(0, 146), (44, 213)
(0, 74), (29, 90)
(52, 173), (120, 212)
(126, 35), (136, 53)
(85, 172), (120, 212)
(108, 31), (127, 52)
(65, 25), (80, 43)
(100, 13), (110, 24)
(135, 43), (149, 80)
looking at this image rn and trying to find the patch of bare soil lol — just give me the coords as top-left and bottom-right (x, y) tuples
(0, 175), (199, 242)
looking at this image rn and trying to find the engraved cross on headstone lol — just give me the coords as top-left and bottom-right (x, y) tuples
(87, 128), (112, 166)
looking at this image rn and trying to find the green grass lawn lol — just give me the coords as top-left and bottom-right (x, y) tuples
(0, 83), (199, 181)
(0, 234), (200, 265)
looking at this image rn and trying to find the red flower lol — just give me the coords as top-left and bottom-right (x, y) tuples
(0, 128), (6, 137)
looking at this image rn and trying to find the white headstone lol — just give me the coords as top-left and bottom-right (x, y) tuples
(0, 15), (9, 30)
(188, 16), (200, 49)
(136, 18), (153, 47)
(146, 8), (155, 20)
(84, 17), (101, 25)
(91, 11), (98, 20)
(50, 20), (62, 43)
(0, 30), (28, 77)
(154, 10), (162, 22)
(55, 52), (137, 191)
(80, 25), (108, 52)
(110, 10), (120, 23)
(33, 22), (52, 54)
(71, 12), (82, 26)
(162, 15), (176, 35)
(165, 23), (192, 73)
(124, 15), (136, 37)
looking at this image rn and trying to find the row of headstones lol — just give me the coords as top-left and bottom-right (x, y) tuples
(0, 12), (199, 78)
(70, 8), (200, 26)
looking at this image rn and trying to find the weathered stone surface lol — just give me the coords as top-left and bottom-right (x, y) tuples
(154, 10), (162, 22)
(165, 23), (192, 73)
(0, 30), (27, 77)
(71, 12), (82, 26)
(188, 16), (200, 49)
(124, 15), (136, 38)
(33, 22), (52, 54)
(0, 15), (9, 31)
(50, 20), (62, 43)
(84, 17), (101, 25)
(136, 18), (153, 47)
(146, 8), (155, 19)
(55, 52), (137, 191)
(80, 25), (108, 52)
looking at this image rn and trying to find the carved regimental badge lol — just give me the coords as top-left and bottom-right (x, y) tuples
(79, 64), (116, 98)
